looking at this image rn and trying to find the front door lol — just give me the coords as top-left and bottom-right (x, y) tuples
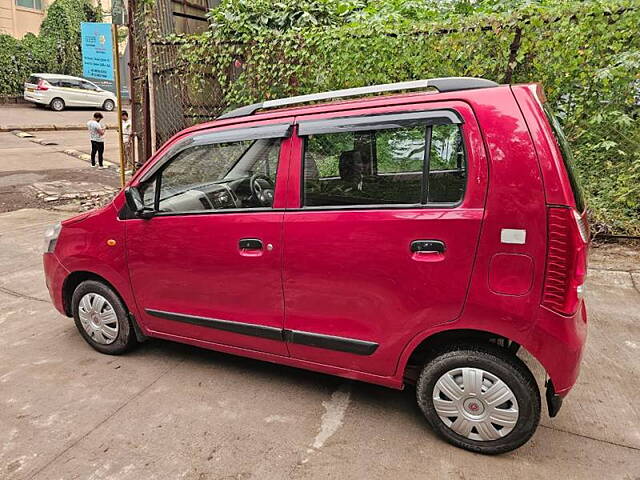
(125, 122), (292, 355)
(282, 104), (488, 376)
(79, 80), (105, 107)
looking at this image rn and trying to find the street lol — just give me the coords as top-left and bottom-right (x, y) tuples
(0, 111), (639, 479)
(0, 104), (120, 132)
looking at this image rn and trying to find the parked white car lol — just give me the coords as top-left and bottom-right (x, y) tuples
(24, 73), (116, 112)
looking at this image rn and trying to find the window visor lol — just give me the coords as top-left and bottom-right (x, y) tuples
(139, 123), (292, 182)
(297, 110), (463, 136)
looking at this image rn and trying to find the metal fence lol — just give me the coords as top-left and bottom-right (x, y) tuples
(129, 0), (222, 163)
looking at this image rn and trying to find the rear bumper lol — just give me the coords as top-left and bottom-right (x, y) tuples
(43, 253), (69, 315)
(23, 92), (48, 105)
(529, 301), (588, 397)
(545, 379), (563, 417)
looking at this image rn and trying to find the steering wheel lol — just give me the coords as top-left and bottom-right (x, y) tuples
(250, 173), (275, 206)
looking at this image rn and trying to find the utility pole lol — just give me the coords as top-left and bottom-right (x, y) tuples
(111, 0), (128, 187)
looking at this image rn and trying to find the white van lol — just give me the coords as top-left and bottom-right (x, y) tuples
(24, 73), (116, 112)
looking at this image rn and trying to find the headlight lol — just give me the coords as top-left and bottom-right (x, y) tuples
(43, 223), (61, 253)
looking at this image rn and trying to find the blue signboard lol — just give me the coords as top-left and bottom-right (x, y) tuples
(81, 22), (113, 81)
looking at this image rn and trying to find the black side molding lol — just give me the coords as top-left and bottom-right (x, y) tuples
(145, 309), (379, 356)
(146, 309), (283, 341)
(283, 329), (378, 356)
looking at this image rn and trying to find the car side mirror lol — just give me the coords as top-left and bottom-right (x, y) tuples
(124, 186), (155, 219)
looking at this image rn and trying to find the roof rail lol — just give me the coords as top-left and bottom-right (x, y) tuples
(218, 77), (498, 120)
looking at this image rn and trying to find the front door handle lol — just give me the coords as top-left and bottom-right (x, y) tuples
(239, 238), (263, 250)
(410, 240), (446, 254)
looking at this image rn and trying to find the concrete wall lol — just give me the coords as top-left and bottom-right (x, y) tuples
(0, 0), (48, 39)
(0, 0), (108, 39)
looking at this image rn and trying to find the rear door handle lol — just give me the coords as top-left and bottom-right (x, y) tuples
(239, 238), (263, 250)
(410, 240), (446, 254)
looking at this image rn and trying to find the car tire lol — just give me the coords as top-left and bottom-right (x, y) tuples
(102, 99), (115, 111)
(71, 280), (138, 355)
(416, 343), (540, 455)
(50, 98), (65, 111)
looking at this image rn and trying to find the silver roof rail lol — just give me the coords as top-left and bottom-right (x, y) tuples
(218, 77), (498, 120)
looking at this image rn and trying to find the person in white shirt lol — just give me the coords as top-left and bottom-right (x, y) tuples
(87, 112), (106, 168)
(121, 110), (133, 171)
(121, 110), (131, 144)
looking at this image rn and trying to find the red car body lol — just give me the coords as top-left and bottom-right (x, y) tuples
(44, 81), (588, 416)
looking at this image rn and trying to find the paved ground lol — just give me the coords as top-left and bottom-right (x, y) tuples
(0, 207), (639, 479)
(0, 131), (122, 213)
(0, 104), (125, 131)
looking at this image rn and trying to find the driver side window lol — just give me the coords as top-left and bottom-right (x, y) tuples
(142, 137), (282, 214)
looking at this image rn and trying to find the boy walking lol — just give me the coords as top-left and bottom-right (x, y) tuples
(87, 112), (106, 168)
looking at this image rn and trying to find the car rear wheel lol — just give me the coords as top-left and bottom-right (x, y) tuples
(102, 99), (115, 111)
(416, 344), (540, 454)
(50, 98), (65, 111)
(71, 280), (137, 355)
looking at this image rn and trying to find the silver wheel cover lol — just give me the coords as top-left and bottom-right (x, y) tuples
(77, 293), (119, 345)
(433, 367), (519, 441)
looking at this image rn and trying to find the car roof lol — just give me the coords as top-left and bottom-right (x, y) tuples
(175, 77), (505, 139)
(218, 77), (499, 121)
(31, 73), (90, 81)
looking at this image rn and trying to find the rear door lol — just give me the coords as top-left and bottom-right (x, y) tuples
(281, 102), (488, 376)
(57, 79), (84, 106)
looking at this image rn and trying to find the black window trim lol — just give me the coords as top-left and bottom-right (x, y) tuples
(299, 111), (468, 210)
(134, 123), (291, 216)
(138, 122), (293, 184)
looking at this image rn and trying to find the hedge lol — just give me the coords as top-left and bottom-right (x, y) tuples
(173, 0), (640, 235)
(0, 0), (101, 95)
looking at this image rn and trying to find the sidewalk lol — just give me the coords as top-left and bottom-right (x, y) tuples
(13, 130), (123, 168)
(0, 103), (128, 132)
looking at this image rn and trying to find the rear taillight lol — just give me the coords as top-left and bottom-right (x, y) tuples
(36, 79), (49, 91)
(542, 207), (588, 315)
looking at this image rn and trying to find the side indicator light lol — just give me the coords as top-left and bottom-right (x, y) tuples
(107, 239), (117, 246)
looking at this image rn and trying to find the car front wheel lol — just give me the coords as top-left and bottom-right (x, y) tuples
(102, 99), (115, 111)
(71, 280), (137, 355)
(416, 344), (540, 454)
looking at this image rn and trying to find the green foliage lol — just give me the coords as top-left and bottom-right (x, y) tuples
(0, 0), (102, 95)
(40, 0), (103, 74)
(176, 0), (639, 233)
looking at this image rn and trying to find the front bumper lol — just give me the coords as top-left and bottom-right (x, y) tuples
(43, 253), (69, 315)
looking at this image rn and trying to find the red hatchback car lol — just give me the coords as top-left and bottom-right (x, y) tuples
(43, 78), (588, 454)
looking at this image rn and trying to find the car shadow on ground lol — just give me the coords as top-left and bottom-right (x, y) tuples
(119, 332), (425, 423)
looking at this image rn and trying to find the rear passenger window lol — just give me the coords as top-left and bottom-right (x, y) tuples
(428, 124), (466, 203)
(60, 80), (80, 88)
(302, 121), (466, 207)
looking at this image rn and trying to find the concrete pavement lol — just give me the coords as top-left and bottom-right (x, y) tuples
(0, 207), (639, 479)
(0, 104), (121, 132)
(0, 131), (121, 213)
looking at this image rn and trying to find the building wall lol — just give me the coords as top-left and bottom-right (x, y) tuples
(0, 0), (107, 39)
(0, 0), (48, 39)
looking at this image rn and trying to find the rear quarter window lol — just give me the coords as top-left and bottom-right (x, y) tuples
(543, 105), (585, 212)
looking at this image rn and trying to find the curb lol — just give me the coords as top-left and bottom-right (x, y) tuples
(0, 123), (118, 132)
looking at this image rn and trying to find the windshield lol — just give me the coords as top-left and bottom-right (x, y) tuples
(543, 104), (585, 212)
